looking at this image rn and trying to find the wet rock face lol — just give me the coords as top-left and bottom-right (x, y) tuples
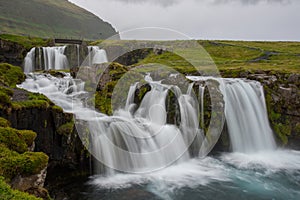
(0, 106), (89, 173)
(0, 39), (26, 67)
(11, 167), (47, 192)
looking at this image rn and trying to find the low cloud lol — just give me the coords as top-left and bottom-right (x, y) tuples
(110, 0), (291, 7)
(109, 0), (179, 7)
(211, 0), (291, 5)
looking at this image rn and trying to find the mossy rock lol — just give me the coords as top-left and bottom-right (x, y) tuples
(0, 144), (48, 180)
(0, 86), (13, 109)
(0, 127), (37, 153)
(51, 105), (63, 113)
(10, 92), (54, 110)
(18, 130), (37, 147)
(0, 176), (42, 200)
(0, 127), (28, 153)
(0, 63), (25, 87)
(57, 121), (74, 136)
(0, 117), (11, 128)
(273, 123), (291, 145)
(12, 100), (51, 110)
(94, 92), (112, 115)
(295, 123), (300, 136)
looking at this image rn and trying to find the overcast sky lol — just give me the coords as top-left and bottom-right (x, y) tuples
(69, 0), (300, 41)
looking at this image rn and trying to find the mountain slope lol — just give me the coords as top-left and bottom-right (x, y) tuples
(0, 0), (118, 40)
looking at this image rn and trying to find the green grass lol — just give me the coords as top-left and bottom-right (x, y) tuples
(0, 0), (118, 40)
(0, 34), (51, 50)
(127, 40), (300, 74)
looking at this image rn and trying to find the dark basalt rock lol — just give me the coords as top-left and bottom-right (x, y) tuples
(0, 39), (26, 67)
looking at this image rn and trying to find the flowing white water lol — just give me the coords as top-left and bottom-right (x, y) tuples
(42, 46), (69, 70)
(187, 76), (276, 153)
(219, 79), (276, 153)
(24, 48), (35, 73)
(18, 72), (300, 199)
(20, 73), (277, 172)
(24, 46), (69, 72)
(88, 46), (108, 65)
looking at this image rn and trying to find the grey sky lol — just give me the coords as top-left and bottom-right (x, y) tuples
(69, 0), (299, 40)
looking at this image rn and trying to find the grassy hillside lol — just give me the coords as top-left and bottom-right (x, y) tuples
(91, 39), (300, 74)
(131, 40), (300, 74)
(0, 0), (118, 40)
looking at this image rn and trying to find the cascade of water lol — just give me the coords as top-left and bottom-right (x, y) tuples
(218, 79), (276, 153)
(187, 76), (276, 153)
(199, 85), (205, 128)
(24, 48), (36, 73)
(43, 46), (69, 70)
(88, 46), (108, 65)
(19, 71), (277, 175)
(24, 46), (69, 72)
(38, 47), (42, 70)
(125, 82), (138, 112)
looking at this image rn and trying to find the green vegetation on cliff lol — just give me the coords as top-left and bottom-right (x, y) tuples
(0, 34), (52, 51)
(0, 116), (48, 199)
(0, 177), (41, 200)
(0, 63), (25, 87)
(0, 0), (118, 40)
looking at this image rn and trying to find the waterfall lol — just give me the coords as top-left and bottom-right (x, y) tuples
(24, 46), (69, 72)
(19, 71), (277, 175)
(219, 79), (276, 153)
(24, 45), (109, 72)
(188, 76), (276, 153)
(42, 46), (69, 70)
(88, 46), (108, 65)
(199, 85), (205, 128)
(24, 48), (35, 73)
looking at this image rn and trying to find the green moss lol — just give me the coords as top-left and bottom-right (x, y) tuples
(12, 100), (50, 110)
(108, 62), (128, 80)
(0, 176), (42, 200)
(264, 87), (293, 145)
(18, 130), (37, 147)
(94, 92), (112, 115)
(0, 117), (10, 128)
(0, 127), (28, 153)
(137, 85), (150, 102)
(57, 121), (74, 135)
(294, 123), (300, 136)
(0, 63), (25, 87)
(52, 105), (63, 113)
(0, 86), (13, 109)
(28, 92), (51, 103)
(21, 152), (49, 175)
(10, 90), (56, 110)
(273, 123), (291, 145)
(0, 144), (48, 180)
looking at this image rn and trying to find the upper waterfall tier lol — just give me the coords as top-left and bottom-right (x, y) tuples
(23, 46), (108, 72)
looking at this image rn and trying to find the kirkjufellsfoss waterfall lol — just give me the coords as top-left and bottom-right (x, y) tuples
(19, 50), (300, 199)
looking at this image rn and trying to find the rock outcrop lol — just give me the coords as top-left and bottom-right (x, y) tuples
(0, 63), (90, 199)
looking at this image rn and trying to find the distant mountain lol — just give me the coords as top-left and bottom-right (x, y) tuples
(0, 0), (119, 40)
